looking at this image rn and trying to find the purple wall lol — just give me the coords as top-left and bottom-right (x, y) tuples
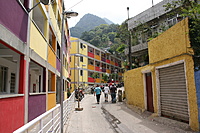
(0, 0), (28, 42)
(56, 57), (61, 72)
(28, 95), (46, 122)
(101, 57), (106, 62)
(102, 68), (106, 72)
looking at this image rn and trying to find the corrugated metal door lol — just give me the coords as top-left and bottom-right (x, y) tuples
(159, 63), (189, 122)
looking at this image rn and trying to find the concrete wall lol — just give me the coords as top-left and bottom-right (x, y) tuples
(149, 18), (193, 64)
(47, 46), (56, 68)
(30, 22), (48, 60)
(0, 97), (24, 133)
(124, 18), (199, 131)
(47, 93), (56, 110)
(28, 95), (46, 122)
(70, 38), (78, 54)
(0, 0), (28, 42)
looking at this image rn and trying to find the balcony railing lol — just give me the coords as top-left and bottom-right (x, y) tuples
(95, 66), (100, 71)
(88, 52), (94, 58)
(101, 57), (106, 62)
(106, 59), (110, 63)
(13, 92), (75, 133)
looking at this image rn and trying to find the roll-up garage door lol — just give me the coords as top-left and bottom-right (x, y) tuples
(159, 63), (189, 122)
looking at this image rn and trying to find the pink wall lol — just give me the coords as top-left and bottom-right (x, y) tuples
(0, 97), (24, 133)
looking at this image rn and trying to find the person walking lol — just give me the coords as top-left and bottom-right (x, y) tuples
(94, 85), (102, 104)
(110, 83), (117, 103)
(104, 84), (110, 102)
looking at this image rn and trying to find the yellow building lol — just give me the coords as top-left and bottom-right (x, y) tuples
(124, 18), (199, 131)
(70, 37), (123, 91)
(27, 0), (71, 121)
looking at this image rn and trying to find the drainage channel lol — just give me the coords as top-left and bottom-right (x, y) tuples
(101, 105), (122, 133)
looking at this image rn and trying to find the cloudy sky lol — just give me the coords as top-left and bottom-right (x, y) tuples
(64, 0), (163, 28)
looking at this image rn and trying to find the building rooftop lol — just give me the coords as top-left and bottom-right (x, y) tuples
(128, 0), (176, 29)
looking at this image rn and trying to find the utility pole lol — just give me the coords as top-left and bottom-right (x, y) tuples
(127, 7), (132, 70)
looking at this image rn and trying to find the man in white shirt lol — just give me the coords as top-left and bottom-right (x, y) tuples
(104, 84), (110, 102)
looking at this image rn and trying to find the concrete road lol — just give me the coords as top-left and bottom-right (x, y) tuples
(65, 91), (195, 133)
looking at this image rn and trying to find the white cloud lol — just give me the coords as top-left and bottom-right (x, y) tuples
(64, 0), (163, 27)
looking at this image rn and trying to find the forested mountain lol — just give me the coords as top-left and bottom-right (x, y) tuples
(103, 18), (114, 25)
(70, 14), (128, 60)
(80, 23), (128, 60)
(70, 13), (110, 38)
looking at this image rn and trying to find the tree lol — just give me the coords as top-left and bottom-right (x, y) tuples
(91, 72), (99, 85)
(164, 0), (200, 70)
(102, 73), (109, 83)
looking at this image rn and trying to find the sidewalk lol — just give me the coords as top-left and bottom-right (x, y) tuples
(64, 90), (195, 133)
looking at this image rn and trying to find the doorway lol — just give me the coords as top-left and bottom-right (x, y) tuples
(145, 73), (154, 113)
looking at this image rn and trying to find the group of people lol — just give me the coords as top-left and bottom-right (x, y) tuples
(93, 83), (117, 104)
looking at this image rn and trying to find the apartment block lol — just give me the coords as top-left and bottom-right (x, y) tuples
(70, 37), (123, 91)
(0, 0), (71, 132)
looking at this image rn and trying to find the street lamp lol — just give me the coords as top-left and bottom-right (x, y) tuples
(82, 64), (86, 88)
(114, 69), (118, 85)
(127, 7), (132, 70)
(60, 2), (78, 132)
(74, 54), (84, 111)
(74, 54), (81, 91)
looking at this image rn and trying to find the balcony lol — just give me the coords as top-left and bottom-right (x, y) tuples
(101, 57), (106, 62)
(102, 68), (106, 72)
(110, 61), (115, 65)
(95, 55), (101, 60)
(124, 42), (148, 57)
(88, 52), (94, 58)
(88, 64), (95, 70)
(88, 77), (95, 83)
(106, 69), (111, 74)
(106, 59), (110, 63)
(56, 57), (61, 72)
(96, 78), (101, 83)
(95, 66), (100, 71)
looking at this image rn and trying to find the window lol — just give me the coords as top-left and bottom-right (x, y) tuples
(95, 50), (100, 55)
(95, 61), (100, 67)
(0, 66), (8, 93)
(88, 59), (94, 65)
(106, 55), (109, 60)
(30, 61), (45, 93)
(49, 27), (56, 50)
(167, 17), (177, 27)
(80, 70), (83, 76)
(80, 56), (83, 62)
(88, 71), (93, 77)
(32, 0), (46, 36)
(10, 73), (16, 93)
(89, 47), (93, 53)
(80, 43), (83, 49)
(19, 0), (28, 8)
(57, 43), (60, 59)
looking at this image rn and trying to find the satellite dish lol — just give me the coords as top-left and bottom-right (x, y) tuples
(40, 0), (49, 5)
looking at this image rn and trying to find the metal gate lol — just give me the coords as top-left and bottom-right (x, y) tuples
(159, 63), (189, 122)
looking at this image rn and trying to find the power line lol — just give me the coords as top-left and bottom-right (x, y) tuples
(66, 0), (84, 11)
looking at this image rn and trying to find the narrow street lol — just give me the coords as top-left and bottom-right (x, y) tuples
(65, 89), (195, 133)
